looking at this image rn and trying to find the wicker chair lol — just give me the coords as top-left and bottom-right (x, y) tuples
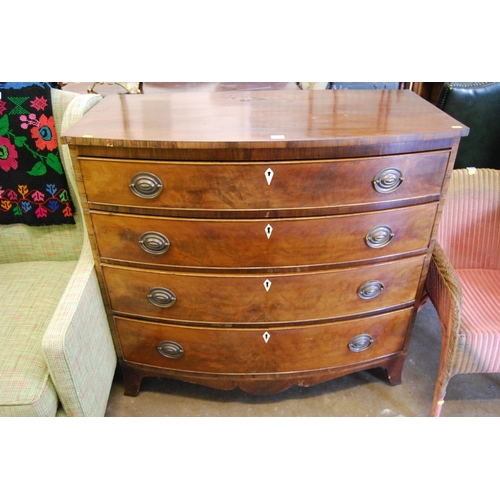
(425, 168), (500, 416)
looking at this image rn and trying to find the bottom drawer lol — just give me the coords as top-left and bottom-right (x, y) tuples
(116, 308), (412, 374)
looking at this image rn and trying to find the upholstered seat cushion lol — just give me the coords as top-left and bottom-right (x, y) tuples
(0, 260), (76, 416)
(454, 269), (500, 374)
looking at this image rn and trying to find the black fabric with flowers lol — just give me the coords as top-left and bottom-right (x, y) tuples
(0, 82), (75, 226)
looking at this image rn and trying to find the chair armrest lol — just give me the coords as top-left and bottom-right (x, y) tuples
(41, 239), (116, 416)
(426, 242), (462, 323)
(425, 241), (464, 379)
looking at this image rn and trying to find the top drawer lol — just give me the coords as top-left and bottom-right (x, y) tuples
(79, 151), (449, 215)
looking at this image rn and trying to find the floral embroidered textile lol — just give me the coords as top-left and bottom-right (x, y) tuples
(0, 82), (75, 225)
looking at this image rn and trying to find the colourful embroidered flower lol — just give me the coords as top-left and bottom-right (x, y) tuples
(31, 190), (45, 202)
(0, 99), (6, 116)
(0, 136), (18, 172)
(30, 114), (57, 151)
(47, 199), (60, 211)
(1, 199), (13, 211)
(20, 113), (40, 130)
(30, 96), (48, 111)
(21, 201), (32, 212)
(35, 205), (48, 218)
(63, 204), (73, 217)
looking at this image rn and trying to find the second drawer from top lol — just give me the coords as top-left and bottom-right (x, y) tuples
(92, 203), (438, 270)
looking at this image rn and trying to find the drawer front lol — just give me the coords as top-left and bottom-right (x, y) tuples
(103, 256), (424, 324)
(92, 203), (437, 269)
(116, 307), (412, 373)
(79, 151), (448, 213)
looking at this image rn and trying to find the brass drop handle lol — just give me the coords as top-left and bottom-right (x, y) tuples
(348, 334), (374, 353)
(139, 231), (170, 255)
(129, 172), (163, 199)
(357, 280), (385, 300)
(157, 340), (184, 359)
(373, 167), (404, 193)
(365, 225), (394, 248)
(147, 287), (177, 308)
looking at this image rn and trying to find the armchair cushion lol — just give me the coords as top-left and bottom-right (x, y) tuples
(454, 268), (500, 373)
(0, 260), (76, 416)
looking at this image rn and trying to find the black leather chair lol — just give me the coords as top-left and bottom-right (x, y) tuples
(436, 82), (500, 170)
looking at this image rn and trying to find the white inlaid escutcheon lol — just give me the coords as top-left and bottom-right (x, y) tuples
(263, 279), (272, 292)
(265, 224), (273, 239)
(263, 332), (271, 343)
(265, 167), (274, 185)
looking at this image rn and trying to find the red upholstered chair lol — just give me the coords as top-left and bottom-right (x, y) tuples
(425, 168), (500, 416)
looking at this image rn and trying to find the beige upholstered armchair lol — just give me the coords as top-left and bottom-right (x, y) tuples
(0, 88), (117, 416)
(425, 168), (500, 416)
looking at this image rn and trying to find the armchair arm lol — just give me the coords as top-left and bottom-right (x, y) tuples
(426, 242), (462, 325)
(41, 239), (116, 416)
(425, 242), (464, 382)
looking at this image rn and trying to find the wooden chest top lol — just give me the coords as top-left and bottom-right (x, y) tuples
(61, 90), (468, 159)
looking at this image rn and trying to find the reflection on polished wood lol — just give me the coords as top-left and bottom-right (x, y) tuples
(62, 90), (467, 155)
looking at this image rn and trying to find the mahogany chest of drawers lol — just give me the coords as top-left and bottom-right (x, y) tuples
(62, 90), (467, 396)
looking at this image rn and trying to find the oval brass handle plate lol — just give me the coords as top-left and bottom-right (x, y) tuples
(157, 340), (184, 359)
(373, 167), (404, 193)
(357, 280), (385, 300)
(365, 225), (394, 248)
(147, 287), (177, 308)
(139, 231), (170, 255)
(129, 172), (163, 199)
(348, 334), (374, 353)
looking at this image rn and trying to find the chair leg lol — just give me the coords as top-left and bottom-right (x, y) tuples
(430, 373), (451, 417)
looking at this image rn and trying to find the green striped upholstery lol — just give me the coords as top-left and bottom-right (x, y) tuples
(0, 89), (116, 417)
